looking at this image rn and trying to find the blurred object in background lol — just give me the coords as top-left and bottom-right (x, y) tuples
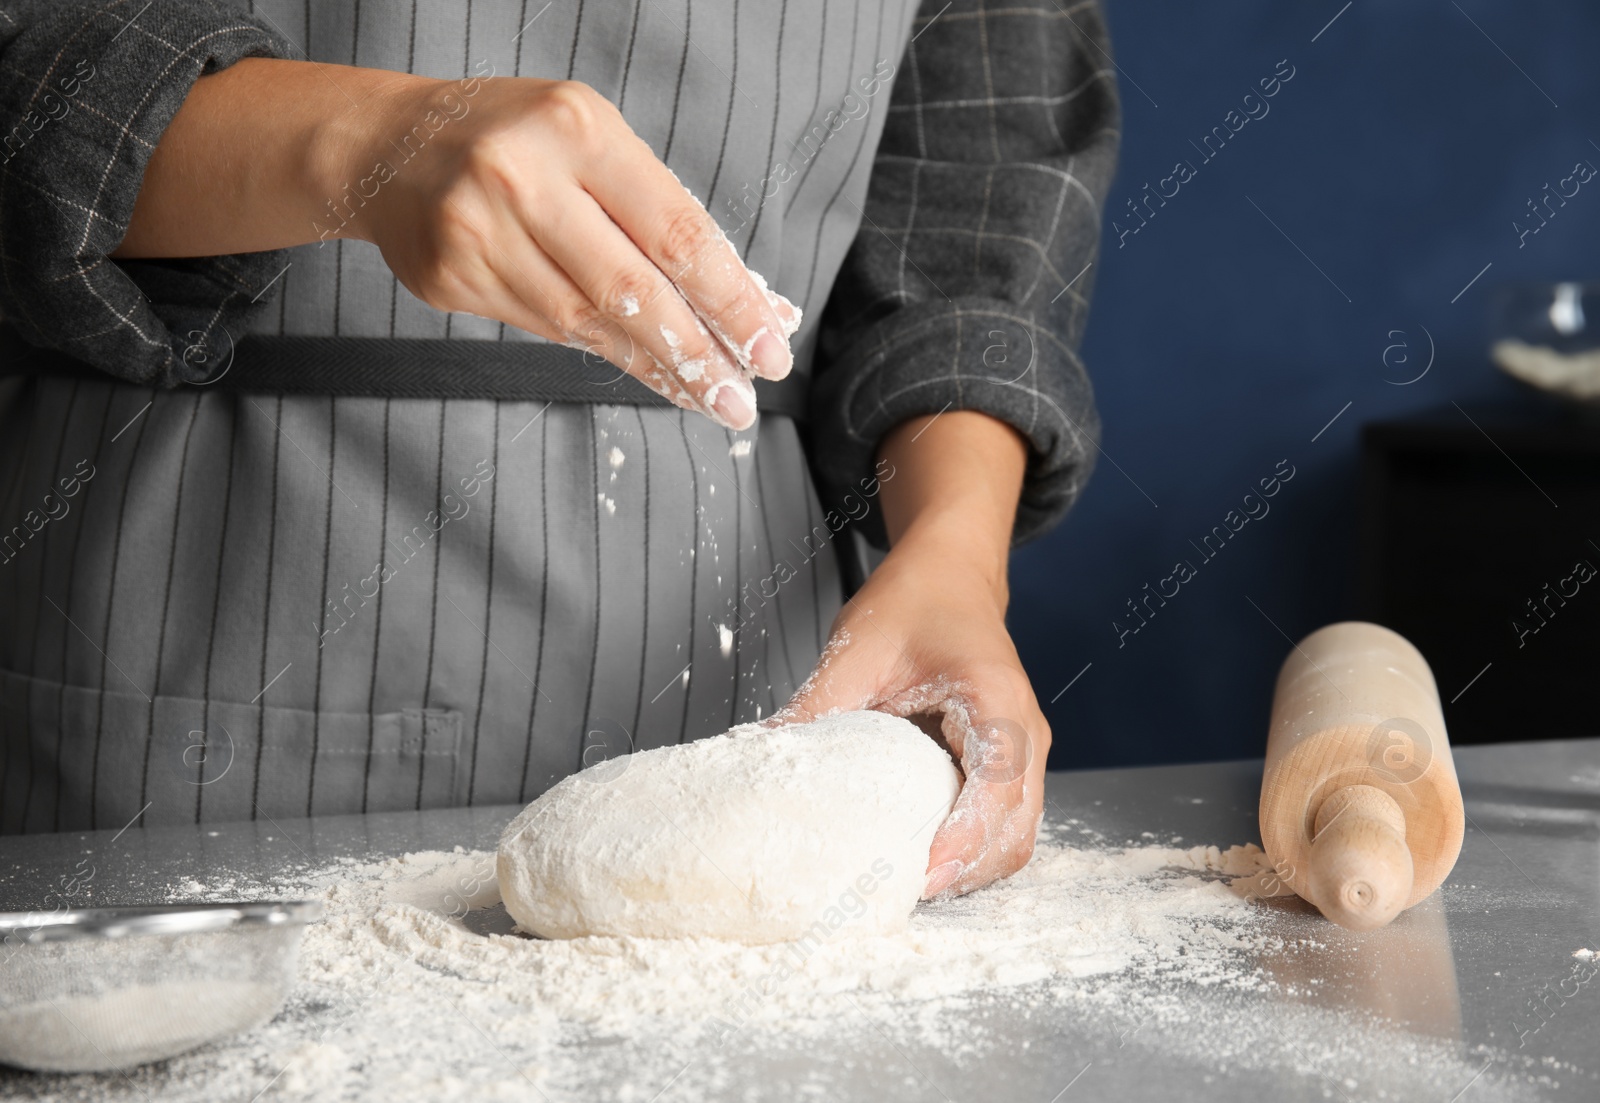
(1491, 282), (1600, 406)
(1359, 346), (1600, 745)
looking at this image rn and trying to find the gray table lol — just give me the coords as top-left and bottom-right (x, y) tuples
(2, 739), (1596, 1101)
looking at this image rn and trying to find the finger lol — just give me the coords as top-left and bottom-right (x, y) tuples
(521, 185), (760, 430)
(482, 218), (705, 415)
(582, 131), (796, 382)
(469, 221), (585, 336)
(920, 678), (1049, 898)
(922, 776), (1015, 898)
(925, 777), (1041, 898)
(769, 628), (879, 727)
(755, 272), (803, 335)
(423, 193), (585, 348)
(410, 232), (568, 350)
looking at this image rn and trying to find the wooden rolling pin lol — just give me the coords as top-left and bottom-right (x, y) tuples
(1259, 622), (1464, 931)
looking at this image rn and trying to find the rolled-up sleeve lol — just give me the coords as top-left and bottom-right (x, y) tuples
(0, 0), (291, 386)
(810, 0), (1120, 545)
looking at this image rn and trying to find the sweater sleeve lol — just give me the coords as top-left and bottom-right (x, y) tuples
(0, 0), (293, 386)
(809, 0), (1120, 545)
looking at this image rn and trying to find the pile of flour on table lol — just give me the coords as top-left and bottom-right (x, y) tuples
(7, 823), (1548, 1102)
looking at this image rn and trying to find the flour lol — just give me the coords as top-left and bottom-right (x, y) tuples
(0, 981), (278, 1073)
(7, 825), (1546, 1100)
(3, 837), (1265, 1097)
(394, 839), (1273, 1031)
(746, 268), (804, 340)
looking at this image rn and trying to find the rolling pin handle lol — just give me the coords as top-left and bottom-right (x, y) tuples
(1306, 784), (1414, 931)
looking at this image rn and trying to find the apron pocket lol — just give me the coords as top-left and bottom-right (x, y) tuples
(0, 666), (465, 833)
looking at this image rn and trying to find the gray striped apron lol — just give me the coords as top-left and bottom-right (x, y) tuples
(0, 0), (918, 833)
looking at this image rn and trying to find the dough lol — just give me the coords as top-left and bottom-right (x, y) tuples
(496, 711), (961, 944)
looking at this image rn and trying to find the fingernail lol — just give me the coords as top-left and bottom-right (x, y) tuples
(709, 380), (756, 431)
(923, 860), (962, 899)
(749, 330), (792, 381)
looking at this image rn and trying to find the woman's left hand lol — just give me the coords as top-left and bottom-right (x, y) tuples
(773, 411), (1051, 900)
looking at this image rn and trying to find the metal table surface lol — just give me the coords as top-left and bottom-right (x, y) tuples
(1, 738), (1596, 1101)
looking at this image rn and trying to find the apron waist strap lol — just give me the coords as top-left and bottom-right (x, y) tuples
(0, 331), (812, 422)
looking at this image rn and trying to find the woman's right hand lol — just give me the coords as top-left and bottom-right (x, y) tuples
(351, 74), (797, 430)
(118, 59), (796, 429)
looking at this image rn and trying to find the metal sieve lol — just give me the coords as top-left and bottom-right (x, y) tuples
(0, 900), (323, 1073)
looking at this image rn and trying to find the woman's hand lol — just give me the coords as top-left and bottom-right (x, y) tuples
(775, 411), (1051, 899)
(116, 60), (797, 430)
(355, 75), (798, 429)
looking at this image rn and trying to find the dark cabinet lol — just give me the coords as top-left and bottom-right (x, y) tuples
(1359, 404), (1600, 745)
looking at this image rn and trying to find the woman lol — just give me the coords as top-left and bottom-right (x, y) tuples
(0, 0), (1117, 900)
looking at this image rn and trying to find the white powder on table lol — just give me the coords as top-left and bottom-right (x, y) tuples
(3, 828), (1549, 1102)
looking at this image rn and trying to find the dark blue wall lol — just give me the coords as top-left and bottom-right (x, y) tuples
(1012, 1), (1600, 769)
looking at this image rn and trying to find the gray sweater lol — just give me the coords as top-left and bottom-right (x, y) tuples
(0, 0), (1119, 543)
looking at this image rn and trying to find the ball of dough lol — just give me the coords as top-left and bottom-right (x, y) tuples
(496, 711), (961, 943)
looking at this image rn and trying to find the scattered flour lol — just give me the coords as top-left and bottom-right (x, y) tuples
(405, 838), (1273, 1030)
(3, 827), (1552, 1101)
(657, 324), (710, 384)
(0, 837), (1275, 1098)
